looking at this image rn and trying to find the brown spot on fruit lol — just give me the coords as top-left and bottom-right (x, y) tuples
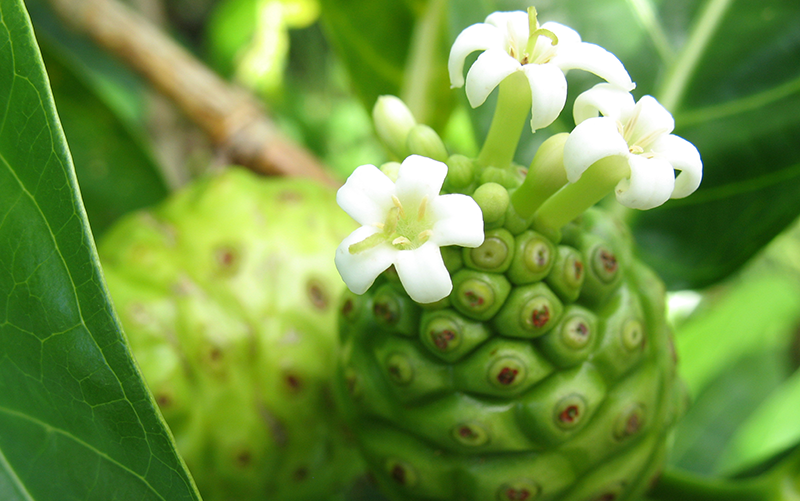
(307, 280), (329, 310)
(293, 467), (309, 482)
(559, 405), (580, 424)
(236, 450), (252, 467)
(431, 329), (456, 350)
(531, 306), (550, 328)
(497, 367), (518, 385)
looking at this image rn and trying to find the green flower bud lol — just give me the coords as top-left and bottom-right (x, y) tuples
(406, 124), (449, 162)
(373, 95), (417, 159)
(444, 154), (475, 192)
(472, 182), (510, 225)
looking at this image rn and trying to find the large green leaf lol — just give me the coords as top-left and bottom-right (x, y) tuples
(0, 2), (200, 500)
(626, 0), (800, 289)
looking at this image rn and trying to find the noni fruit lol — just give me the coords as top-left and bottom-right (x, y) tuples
(335, 174), (686, 501)
(98, 167), (364, 501)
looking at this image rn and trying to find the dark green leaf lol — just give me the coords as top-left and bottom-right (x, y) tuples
(0, 1), (200, 499)
(717, 367), (800, 475)
(319, 0), (455, 130)
(629, 0), (800, 289)
(318, 0), (414, 111)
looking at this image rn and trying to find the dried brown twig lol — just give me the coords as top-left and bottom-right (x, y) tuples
(46, 0), (338, 186)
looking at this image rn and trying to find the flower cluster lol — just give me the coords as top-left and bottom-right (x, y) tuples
(334, 6), (702, 305)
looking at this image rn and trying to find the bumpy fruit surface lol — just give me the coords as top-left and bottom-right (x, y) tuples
(99, 168), (363, 501)
(336, 188), (685, 501)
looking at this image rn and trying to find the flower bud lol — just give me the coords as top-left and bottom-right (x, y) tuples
(406, 124), (449, 162)
(373, 95), (417, 159)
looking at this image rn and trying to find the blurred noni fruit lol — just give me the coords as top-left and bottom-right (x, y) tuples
(99, 167), (364, 501)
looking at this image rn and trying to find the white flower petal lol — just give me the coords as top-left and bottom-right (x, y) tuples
(337, 165), (396, 226)
(615, 155), (675, 210)
(395, 241), (453, 303)
(650, 134), (703, 199)
(563, 117), (630, 183)
(540, 21), (582, 48)
(448, 23), (506, 88)
(430, 194), (485, 247)
(572, 83), (635, 125)
(550, 42), (634, 91)
(334, 226), (396, 295)
(394, 155), (447, 206)
(465, 49), (521, 108)
(521, 63), (568, 131)
(485, 11), (530, 49)
(626, 96), (675, 147)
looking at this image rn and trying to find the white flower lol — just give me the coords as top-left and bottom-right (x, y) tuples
(564, 83), (703, 210)
(335, 155), (484, 304)
(448, 9), (634, 131)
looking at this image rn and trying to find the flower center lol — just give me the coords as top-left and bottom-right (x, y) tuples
(349, 195), (434, 254)
(519, 7), (559, 65)
(618, 101), (668, 157)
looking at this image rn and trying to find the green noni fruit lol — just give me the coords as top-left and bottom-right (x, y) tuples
(98, 167), (364, 501)
(335, 175), (686, 501)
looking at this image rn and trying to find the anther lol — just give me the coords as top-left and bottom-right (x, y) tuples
(392, 195), (405, 217)
(418, 196), (428, 221)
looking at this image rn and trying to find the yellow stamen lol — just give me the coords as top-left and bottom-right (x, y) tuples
(392, 195), (405, 218)
(418, 196), (428, 221)
(392, 236), (412, 246)
(417, 230), (433, 244)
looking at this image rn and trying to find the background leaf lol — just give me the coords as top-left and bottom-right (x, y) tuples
(628, 0), (800, 289)
(0, 1), (200, 499)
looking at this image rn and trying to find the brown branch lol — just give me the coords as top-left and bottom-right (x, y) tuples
(45, 0), (338, 187)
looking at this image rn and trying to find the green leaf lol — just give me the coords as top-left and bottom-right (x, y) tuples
(318, 0), (414, 111)
(717, 367), (800, 475)
(668, 349), (791, 474)
(319, 0), (454, 130)
(628, 0), (800, 289)
(673, 272), (800, 396)
(0, 2), (200, 500)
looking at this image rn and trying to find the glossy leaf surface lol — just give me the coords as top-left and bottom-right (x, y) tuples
(0, 1), (200, 499)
